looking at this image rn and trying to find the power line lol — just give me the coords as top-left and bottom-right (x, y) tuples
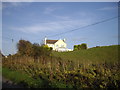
(47, 16), (119, 38)
(1, 16), (119, 43)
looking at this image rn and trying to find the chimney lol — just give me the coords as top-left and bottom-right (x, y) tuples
(63, 38), (65, 42)
(44, 37), (47, 45)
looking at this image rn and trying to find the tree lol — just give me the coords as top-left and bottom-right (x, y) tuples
(32, 43), (41, 62)
(32, 44), (52, 62)
(17, 40), (33, 56)
(81, 43), (87, 49)
(17, 40), (52, 63)
(74, 45), (78, 51)
(78, 45), (81, 50)
(74, 43), (87, 50)
(49, 47), (53, 51)
(41, 45), (52, 56)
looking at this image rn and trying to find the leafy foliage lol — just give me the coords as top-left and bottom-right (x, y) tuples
(74, 43), (87, 50)
(3, 57), (120, 88)
(2, 44), (120, 88)
(80, 43), (87, 49)
(17, 40), (52, 62)
(17, 40), (33, 56)
(2, 67), (44, 88)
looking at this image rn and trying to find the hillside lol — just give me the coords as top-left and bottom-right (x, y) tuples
(52, 45), (119, 64)
(3, 45), (120, 88)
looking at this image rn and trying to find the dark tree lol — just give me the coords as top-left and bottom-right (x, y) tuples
(74, 45), (78, 51)
(32, 43), (41, 62)
(74, 43), (87, 50)
(80, 43), (87, 49)
(17, 40), (33, 56)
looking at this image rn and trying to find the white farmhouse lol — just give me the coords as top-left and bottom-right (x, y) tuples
(44, 38), (72, 52)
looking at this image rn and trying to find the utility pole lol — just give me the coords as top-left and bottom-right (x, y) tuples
(12, 38), (14, 55)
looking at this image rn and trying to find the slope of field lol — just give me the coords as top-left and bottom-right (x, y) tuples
(2, 45), (120, 88)
(52, 45), (119, 64)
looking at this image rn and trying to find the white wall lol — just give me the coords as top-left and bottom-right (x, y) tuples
(46, 39), (67, 51)
(54, 39), (67, 49)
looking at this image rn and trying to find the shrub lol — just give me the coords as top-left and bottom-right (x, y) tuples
(74, 43), (87, 50)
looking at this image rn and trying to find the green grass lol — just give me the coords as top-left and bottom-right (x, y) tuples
(52, 45), (119, 64)
(2, 45), (120, 88)
(2, 67), (44, 88)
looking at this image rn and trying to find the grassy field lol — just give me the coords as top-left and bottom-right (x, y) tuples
(2, 45), (120, 88)
(52, 45), (119, 64)
(2, 67), (44, 88)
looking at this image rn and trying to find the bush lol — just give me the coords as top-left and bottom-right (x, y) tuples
(81, 43), (87, 49)
(74, 43), (87, 50)
(2, 67), (44, 88)
(17, 40), (52, 62)
(17, 40), (33, 56)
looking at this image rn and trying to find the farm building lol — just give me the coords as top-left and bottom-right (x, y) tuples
(44, 37), (72, 52)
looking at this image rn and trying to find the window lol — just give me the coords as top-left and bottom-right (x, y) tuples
(61, 45), (64, 47)
(56, 45), (58, 47)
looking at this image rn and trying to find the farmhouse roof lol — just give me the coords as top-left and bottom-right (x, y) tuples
(46, 40), (58, 44)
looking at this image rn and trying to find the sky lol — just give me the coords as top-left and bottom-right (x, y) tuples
(1, 2), (119, 55)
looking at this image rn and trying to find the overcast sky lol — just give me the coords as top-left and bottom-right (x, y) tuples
(2, 2), (118, 55)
